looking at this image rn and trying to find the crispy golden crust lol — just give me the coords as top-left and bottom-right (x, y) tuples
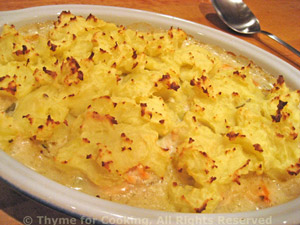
(0, 11), (300, 213)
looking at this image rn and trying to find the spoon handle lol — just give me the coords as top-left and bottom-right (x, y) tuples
(260, 30), (300, 57)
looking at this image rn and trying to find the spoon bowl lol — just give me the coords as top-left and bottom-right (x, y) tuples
(211, 0), (300, 57)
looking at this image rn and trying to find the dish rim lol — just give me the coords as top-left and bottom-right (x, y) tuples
(0, 4), (300, 225)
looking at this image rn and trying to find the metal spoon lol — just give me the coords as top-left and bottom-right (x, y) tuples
(211, 0), (300, 57)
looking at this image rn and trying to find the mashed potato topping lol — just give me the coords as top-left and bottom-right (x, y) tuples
(0, 11), (300, 213)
